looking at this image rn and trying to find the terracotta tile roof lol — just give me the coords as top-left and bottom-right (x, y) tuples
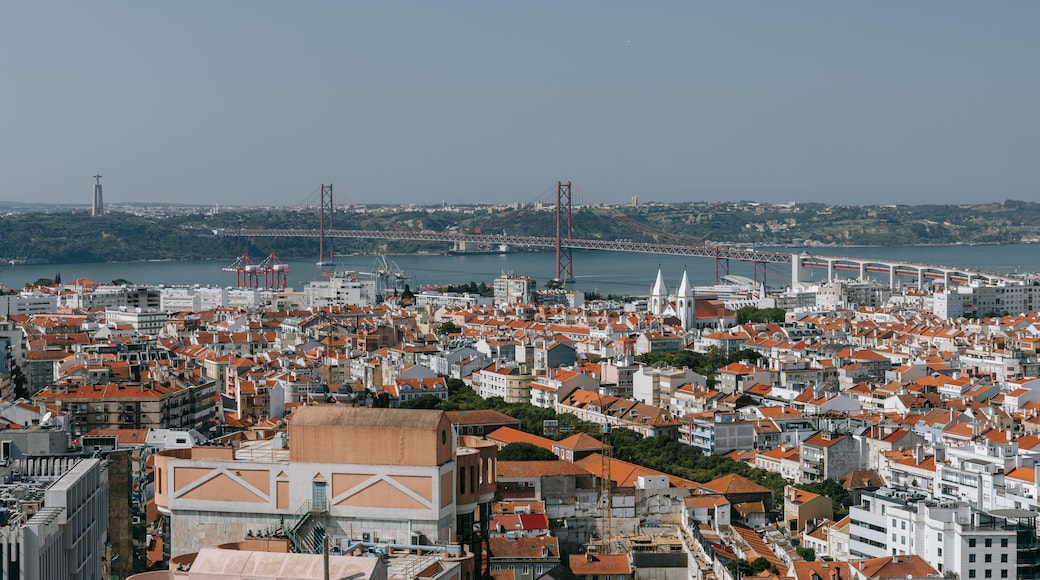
(486, 427), (554, 450)
(488, 535), (559, 558)
(496, 461), (591, 479)
(81, 428), (150, 446)
(854, 554), (938, 579)
(568, 554), (630, 576)
(684, 495), (730, 509)
(554, 433), (606, 452)
(802, 432), (846, 448)
(1007, 466), (1035, 483)
(700, 473), (773, 495)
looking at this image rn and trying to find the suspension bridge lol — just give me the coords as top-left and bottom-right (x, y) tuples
(222, 182), (1023, 290)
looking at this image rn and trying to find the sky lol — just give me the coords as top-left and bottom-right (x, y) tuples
(1, 2), (1038, 207)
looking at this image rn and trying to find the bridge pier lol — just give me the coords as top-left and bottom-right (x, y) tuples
(791, 254), (812, 288)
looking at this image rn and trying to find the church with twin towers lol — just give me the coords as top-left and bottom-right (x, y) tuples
(648, 268), (696, 330)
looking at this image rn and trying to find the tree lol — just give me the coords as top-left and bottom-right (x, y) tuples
(728, 555), (778, 577)
(736, 306), (787, 324)
(399, 394), (444, 409)
(437, 321), (462, 335)
(796, 546), (816, 562)
(797, 478), (851, 519)
(9, 361), (29, 401)
(497, 442), (558, 461)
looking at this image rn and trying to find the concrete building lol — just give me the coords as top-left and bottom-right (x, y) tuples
(477, 363), (535, 404)
(303, 273), (377, 308)
(494, 275), (535, 307)
(848, 487), (1040, 580)
(105, 307), (168, 335)
(800, 431), (858, 483)
(154, 406), (496, 580)
(680, 412), (755, 456)
(34, 381), (194, 437)
(632, 366), (703, 409)
(0, 457), (109, 579)
(0, 294), (58, 317)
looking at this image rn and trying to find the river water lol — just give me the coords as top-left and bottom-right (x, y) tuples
(1, 244), (1037, 297)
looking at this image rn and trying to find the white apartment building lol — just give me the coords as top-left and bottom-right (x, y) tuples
(303, 273), (377, 308)
(415, 292), (491, 309)
(936, 441), (1021, 508)
(849, 487), (1035, 580)
(493, 275), (534, 306)
(160, 286), (229, 312)
(632, 365), (702, 409)
(105, 307), (168, 335)
(0, 457), (109, 579)
(0, 294), (57, 316)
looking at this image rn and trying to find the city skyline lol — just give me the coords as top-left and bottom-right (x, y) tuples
(2, 2), (1038, 207)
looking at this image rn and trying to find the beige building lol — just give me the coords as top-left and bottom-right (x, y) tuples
(34, 381), (194, 436)
(154, 407), (497, 580)
(783, 485), (833, 533)
(477, 363), (535, 404)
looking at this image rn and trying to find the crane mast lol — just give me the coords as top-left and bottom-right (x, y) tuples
(599, 420), (612, 554)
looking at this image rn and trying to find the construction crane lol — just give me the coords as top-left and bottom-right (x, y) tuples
(547, 391), (615, 553)
(598, 419), (613, 553)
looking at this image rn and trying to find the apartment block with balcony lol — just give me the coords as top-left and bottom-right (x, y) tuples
(848, 487), (1039, 580)
(33, 381), (193, 436)
(799, 431), (857, 484)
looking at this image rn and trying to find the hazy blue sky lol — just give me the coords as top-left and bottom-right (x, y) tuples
(2, 2), (1037, 207)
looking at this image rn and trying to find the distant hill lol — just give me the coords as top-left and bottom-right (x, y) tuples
(0, 200), (1038, 264)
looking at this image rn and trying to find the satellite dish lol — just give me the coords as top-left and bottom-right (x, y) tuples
(40, 412), (53, 427)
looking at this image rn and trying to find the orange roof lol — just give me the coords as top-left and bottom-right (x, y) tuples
(1007, 466), (1035, 483)
(486, 427), (554, 450)
(569, 554), (630, 576)
(700, 473), (772, 495)
(496, 461), (590, 478)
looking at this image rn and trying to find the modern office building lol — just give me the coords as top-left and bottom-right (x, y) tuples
(0, 457), (109, 579)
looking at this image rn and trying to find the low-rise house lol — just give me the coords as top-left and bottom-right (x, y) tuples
(568, 554), (632, 580)
(488, 535), (561, 580)
(783, 485), (832, 533)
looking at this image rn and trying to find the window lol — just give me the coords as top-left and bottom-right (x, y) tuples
(985, 539), (993, 548)
(1001, 538), (1009, 548)
(985, 570), (992, 579)
(970, 539), (977, 547)
(522, 566), (531, 575)
(969, 555), (976, 563)
(969, 570), (976, 579)
(1001, 570), (1008, 578)
(1001, 554), (1008, 563)
(892, 533), (897, 541)
(985, 554), (992, 563)
(901, 521), (906, 530)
